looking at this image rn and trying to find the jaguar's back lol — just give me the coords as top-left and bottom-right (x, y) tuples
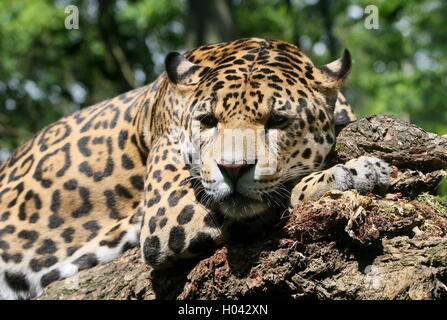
(0, 85), (159, 299)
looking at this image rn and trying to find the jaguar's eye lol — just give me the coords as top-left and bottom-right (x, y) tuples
(266, 114), (294, 129)
(196, 113), (218, 128)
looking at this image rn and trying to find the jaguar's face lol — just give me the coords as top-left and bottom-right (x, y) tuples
(165, 39), (351, 218)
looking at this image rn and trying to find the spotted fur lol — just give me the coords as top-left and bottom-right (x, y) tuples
(0, 38), (388, 299)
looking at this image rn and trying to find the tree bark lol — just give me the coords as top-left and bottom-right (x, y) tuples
(333, 114), (447, 171)
(38, 115), (447, 300)
(97, 0), (137, 90)
(186, 0), (235, 48)
(318, 0), (339, 57)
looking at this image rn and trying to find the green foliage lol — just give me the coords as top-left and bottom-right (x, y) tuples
(418, 192), (447, 218)
(341, 0), (447, 135)
(0, 0), (446, 156)
(439, 177), (447, 199)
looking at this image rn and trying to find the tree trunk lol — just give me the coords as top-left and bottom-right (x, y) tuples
(318, 0), (339, 57)
(186, 0), (236, 48)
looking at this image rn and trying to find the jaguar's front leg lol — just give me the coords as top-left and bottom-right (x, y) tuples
(291, 156), (391, 205)
(139, 138), (225, 269)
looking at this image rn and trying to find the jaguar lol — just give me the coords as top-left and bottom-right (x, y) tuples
(0, 38), (389, 299)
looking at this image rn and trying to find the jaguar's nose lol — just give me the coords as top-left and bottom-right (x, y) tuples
(217, 161), (254, 183)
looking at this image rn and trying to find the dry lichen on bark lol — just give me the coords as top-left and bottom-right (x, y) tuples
(38, 114), (447, 300)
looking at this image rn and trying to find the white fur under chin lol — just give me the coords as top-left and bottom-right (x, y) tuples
(202, 179), (269, 219)
(219, 199), (270, 219)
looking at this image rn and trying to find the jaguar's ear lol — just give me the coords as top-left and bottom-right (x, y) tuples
(165, 52), (210, 89)
(313, 49), (352, 93)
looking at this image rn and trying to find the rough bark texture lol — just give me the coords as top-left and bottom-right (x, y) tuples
(333, 114), (447, 170)
(38, 115), (447, 300)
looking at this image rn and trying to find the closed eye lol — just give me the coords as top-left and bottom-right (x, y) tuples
(265, 113), (295, 129)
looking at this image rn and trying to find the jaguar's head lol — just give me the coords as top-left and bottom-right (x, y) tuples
(165, 38), (351, 218)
